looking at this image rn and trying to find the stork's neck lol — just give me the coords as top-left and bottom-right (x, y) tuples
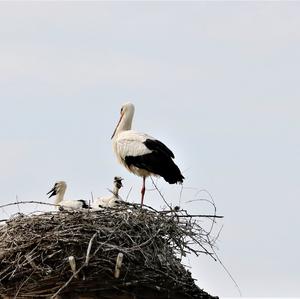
(55, 188), (66, 204)
(114, 111), (133, 137)
(112, 185), (120, 198)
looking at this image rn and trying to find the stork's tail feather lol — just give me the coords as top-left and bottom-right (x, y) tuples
(125, 153), (184, 185)
(163, 174), (184, 184)
(161, 164), (185, 184)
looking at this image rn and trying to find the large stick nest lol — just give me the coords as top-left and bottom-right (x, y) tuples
(0, 203), (219, 298)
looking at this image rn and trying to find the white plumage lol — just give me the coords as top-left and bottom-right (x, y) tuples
(47, 181), (88, 210)
(91, 177), (123, 210)
(113, 130), (153, 177)
(111, 102), (184, 206)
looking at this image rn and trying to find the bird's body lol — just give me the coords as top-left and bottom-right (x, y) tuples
(111, 102), (184, 205)
(59, 199), (87, 209)
(92, 176), (123, 209)
(47, 181), (88, 210)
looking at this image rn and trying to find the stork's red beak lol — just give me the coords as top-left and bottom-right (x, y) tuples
(111, 112), (123, 139)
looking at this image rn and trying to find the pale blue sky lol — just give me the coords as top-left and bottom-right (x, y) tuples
(0, 2), (300, 297)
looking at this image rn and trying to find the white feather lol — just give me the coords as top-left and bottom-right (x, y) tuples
(113, 130), (154, 177)
(92, 195), (119, 209)
(92, 177), (123, 210)
(59, 200), (85, 209)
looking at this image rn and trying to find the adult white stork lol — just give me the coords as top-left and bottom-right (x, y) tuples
(91, 176), (124, 209)
(111, 102), (184, 205)
(47, 181), (88, 209)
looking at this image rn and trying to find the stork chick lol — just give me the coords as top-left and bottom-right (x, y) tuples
(92, 177), (124, 209)
(47, 181), (88, 209)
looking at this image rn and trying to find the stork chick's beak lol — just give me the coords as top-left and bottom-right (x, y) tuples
(111, 112), (124, 139)
(47, 186), (57, 198)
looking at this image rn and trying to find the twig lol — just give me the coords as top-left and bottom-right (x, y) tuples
(114, 252), (124, 278)
(126, 186), (133, 201)
(14, 271), (35, 299)
(175, 214), (223, 218)
(0, 201), (58, 209)
(210, 246), (242, 296)
(68, 256), (78, 279)
(85, 232), (97, 265)
(50, 264), (86, 298)
(16, 195), (21, 213)
(90, 192), (94, 203)
(51, 232), (98, 298)
(150, 177), (172, 210)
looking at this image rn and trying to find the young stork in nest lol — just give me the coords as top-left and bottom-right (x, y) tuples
(92, 176), (123, 210)
(47, 181), (88, 209)
(111, 102), (184, 206)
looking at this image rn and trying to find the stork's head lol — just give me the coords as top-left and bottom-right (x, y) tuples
(111, 102), (135, 139)
(113, 176), (124, 189)
(47, 181), (67, 198)
(120, 102), (135, 117)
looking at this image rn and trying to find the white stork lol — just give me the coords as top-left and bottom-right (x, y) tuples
(111, 102), (184, 205)
(91, 176), (124, 209)
(47, 181), (88, 209)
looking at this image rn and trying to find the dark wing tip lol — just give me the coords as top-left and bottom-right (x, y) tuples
(78, 199), (89, 209)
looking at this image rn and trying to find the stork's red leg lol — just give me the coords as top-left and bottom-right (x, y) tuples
(141, 176), (146, 207)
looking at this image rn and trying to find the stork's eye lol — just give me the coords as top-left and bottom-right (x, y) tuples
(120, 107), (124, 113)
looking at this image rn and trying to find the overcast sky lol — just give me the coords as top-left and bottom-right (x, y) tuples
(0, 2), (300, 297)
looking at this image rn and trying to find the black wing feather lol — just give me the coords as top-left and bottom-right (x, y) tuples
(144, 139), (175, 158)
(125, 140), (184, 184)
(78, 199), (89, 209)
